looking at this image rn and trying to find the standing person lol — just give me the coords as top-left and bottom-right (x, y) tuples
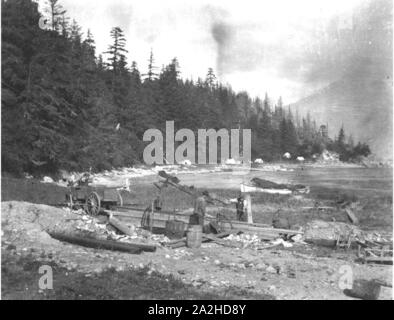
(190, 191), (210, 227)
(236, 194), (247, 222)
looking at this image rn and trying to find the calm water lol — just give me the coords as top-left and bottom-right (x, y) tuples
(176, 167), (393, 195)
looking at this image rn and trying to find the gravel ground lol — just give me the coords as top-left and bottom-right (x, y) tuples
(1, 201), (392, 300)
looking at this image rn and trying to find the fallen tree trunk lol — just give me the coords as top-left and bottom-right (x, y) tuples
(108, 215), (134, 236)
(49, 232), (156, 253)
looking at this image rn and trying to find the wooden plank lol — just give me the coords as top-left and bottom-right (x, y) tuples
(364, 256), (393, 263)
(113, 207), (273, 228)
(345, 208), (359, 224)
(166, 238), (187, 245)
(106, 208), (301, 237)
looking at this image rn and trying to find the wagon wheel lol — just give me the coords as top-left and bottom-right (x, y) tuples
(86, 192), (101, 216)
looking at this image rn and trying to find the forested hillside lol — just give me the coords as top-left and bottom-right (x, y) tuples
(1, 0), (370, 176)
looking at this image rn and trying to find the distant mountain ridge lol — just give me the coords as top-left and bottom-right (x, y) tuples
(291, 57), (392, 160)
(290, 0), (393, 160)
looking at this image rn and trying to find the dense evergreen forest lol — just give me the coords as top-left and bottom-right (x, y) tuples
(1, 0), (371, 176)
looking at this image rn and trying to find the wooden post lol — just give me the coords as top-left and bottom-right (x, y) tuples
(150, 201), (154, 233)
(245, 194), (253, 223)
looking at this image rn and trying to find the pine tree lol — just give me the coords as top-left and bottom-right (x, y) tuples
(263, 93), (271, 113)
(1, 0), (371, 174)
(337, 125), (346, 147)
(46, 0), (66, 32)
(143, 49), (158, 81)
(82, 29), (96, 71)
(106, 27), (128, 75)
(70, 19), (82, 44)
(159, 58), (185, 126)
(59, 12), (70, 37)
(205, 68), (216, 88)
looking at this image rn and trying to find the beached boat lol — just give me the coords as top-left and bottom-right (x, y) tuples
(240, 183), (293, 194)
(240, 178), (310, 194)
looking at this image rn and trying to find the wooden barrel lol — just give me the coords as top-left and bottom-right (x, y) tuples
(165, 220), (186, 239)
(186, 225), (202, 248)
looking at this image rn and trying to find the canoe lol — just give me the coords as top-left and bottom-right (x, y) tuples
(240, 183), (293, 194)
(240, 178), (310, 194)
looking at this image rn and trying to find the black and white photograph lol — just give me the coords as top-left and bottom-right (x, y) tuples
(0, 0), (393, 303)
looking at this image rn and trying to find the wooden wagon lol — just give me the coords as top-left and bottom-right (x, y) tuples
(66, 185), (123, 216)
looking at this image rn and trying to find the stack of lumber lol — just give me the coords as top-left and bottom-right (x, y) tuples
(107, 207), (303, 240)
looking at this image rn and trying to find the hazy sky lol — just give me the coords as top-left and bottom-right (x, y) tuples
(38, 0), (364, 103)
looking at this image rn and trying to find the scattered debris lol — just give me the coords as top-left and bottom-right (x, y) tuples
(2, 159), (393, 301)
(357, 240), (393, 264)
(303, 220), (361, 247)
(166, 230), (241, 249)
(290, 234), (304, 243)
(41, 176), (54, 183)
(270, 238), (293, 248)
(202, 234), (241, 248)
(226, 233), (260, 248)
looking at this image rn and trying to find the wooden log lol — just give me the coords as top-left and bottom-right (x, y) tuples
(166, 237), (187, 245)
(305, 238), (337, 248)
(344, 208), (359, 224)
(364, 256), (393, 264)
(49, 232), (156, 253)
(108, 215), (134, 236)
